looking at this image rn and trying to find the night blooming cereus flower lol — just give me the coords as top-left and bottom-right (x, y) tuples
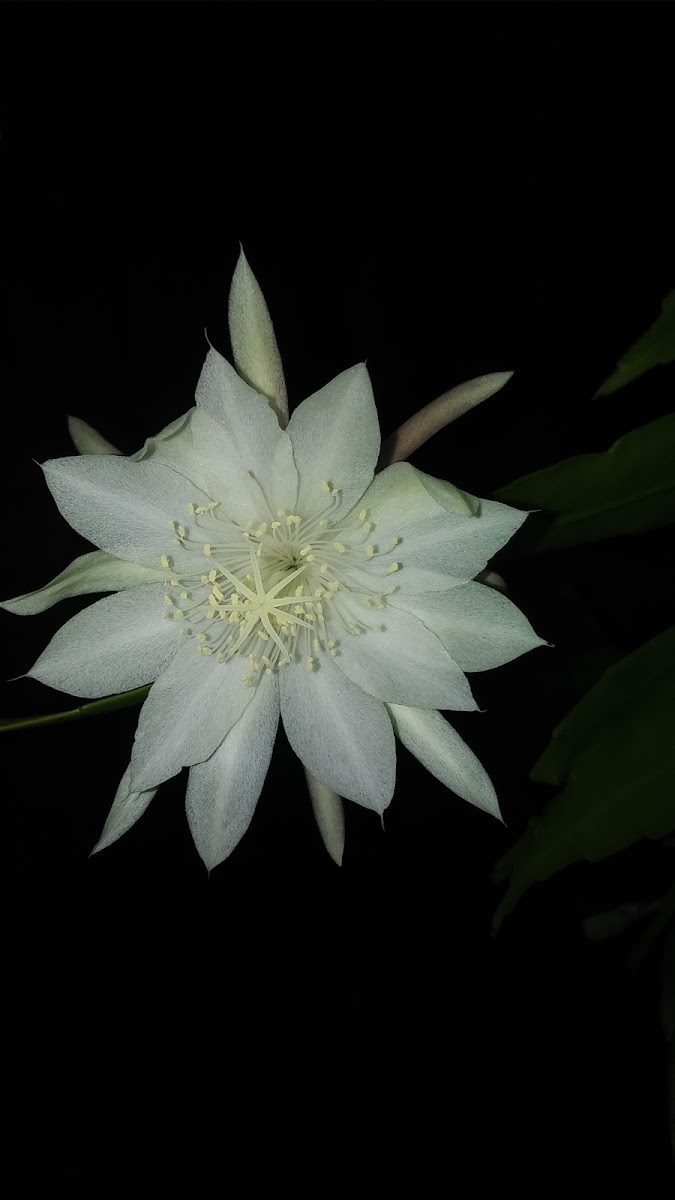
(1, 251), (546, 869)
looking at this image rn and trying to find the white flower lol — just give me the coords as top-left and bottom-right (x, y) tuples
(1, 256), (546, 870)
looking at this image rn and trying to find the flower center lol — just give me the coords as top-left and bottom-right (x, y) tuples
(160, 476), (402, 687)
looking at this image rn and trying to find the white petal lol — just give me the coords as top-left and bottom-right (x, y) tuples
(130, 644), (255, 793)
(192, 347), (297, 517)
(335, 603), (478, 711)
(279, 655), (395, 814)
(130, 408), (207, 486)
(228, 247), (289, 427)
(191, 407), (297, 525)
(0, 551), (166, 616)
(67, 416), (122, 455)
(391, 581), (548, 672)
(185, 670), (280, 870)
(387, 704), (501, 820)
(411, 467), (479, 516)
(305, 769), (345, 865)
(27, 584), (180, 697)
(286, 364), (380, 516)
(42, 455), (213, 571)
(357, 462), (527, 591)
(91, 765), (158, 853)
(68, 407), (205, 489)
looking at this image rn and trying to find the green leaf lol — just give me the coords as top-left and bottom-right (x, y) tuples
(0, 686), (150, 733)
(596, 289), (675, 397)
(582, 903), (658, 942)
(532, 626), (675, 786)
(493, 628), (675, 931)
(494, 414), (675, 551)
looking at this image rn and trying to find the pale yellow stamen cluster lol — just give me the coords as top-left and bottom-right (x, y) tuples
(159, 475), (403, 687)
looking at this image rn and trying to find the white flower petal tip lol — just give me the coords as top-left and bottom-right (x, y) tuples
(379, 370), (514, 467)
(228, 246), (289, 428)
(0, 551), (166, 616)
(387, 704), (503, 822)
(355, 462), (528, 592)
(185, 671), (279, 871)
(90, 766), (158, 854)
(41, 455), (213, 570)
(280, 658), (396, 816)
(391, 579), (548, 673)
(26, 585), (179, 698)
(305, 769), (345, 865)
(286, 362), (380, 515)
(129, 646), (268, 795)
(67, 415), (122, 456)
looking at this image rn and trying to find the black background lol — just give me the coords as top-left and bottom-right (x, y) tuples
(2, 4), (674, 1196)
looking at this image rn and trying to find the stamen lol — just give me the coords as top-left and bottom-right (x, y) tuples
(157, 473), (403, 685)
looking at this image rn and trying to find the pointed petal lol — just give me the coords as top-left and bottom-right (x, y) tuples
(91, 765), (158, 853)
(69, 410), (204, 480)
(191, 407), (297, 525)
(67, 416), (122, 456)
(387, 704), (501, 819)
(357, 462), (527, 591)
(411, 466), (479, 516)
(305, 769), (345, 865)
(335, 602), (477, 710)
(286, 364), (380, 516)
(130, 408), (206, 485)
(0, 551), (166, 616)
(391, 581), (548, 672)
(130, 409), (191, 459)
(192, 347), (297, 517)
(185, 671), (279, 870)
(130, 644), (255, 793)
(27, 585), (180, 697)
(279, 656), (395, 814)
(228, 247), (289, 427)
(379, 372), (513, 467)
(69, 408), (205, 483)
(42, 455), (212, 571)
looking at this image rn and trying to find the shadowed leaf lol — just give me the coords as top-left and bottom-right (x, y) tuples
(493, 628), (675, 930)
(495, 415), (675, 551)
(596, 289), (675, 397)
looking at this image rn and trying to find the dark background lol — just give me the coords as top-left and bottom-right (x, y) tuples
(2, 4), (674, 1196)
